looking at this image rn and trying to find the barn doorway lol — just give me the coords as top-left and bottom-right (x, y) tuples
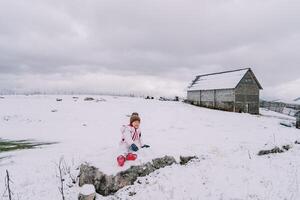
(245, 103), (249, 113)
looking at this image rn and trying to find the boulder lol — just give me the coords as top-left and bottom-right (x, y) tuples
(78, 184), (96, 200)
(257, 144), (294, 156)
(96, 98), (106, 102)
(84, 97), (95, 101)
(258, 146), (284, 155)
(282, 145), (291, 151)
(179, 156), (198, 165)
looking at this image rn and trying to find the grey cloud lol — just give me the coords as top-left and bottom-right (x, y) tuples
(0, 0), (300, 98)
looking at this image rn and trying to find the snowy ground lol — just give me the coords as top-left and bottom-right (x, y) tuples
(0, 95), (299, 200)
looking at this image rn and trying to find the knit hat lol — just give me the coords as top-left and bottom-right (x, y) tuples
(131, 112), (139, 117)
(130, 115), (141, 125)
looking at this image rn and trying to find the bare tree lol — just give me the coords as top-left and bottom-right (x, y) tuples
(5, 170), (12, 200)
(55, 156), (79, 200)
(57, 158), (65, 200)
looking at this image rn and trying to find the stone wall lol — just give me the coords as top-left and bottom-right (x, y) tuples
(78, 156), (198, 196)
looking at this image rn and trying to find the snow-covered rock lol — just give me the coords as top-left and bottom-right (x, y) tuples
(84, 97), (95, 101)
(78, 184), (96, 200)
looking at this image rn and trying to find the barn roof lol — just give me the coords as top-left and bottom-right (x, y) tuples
(188, 68), (262, 91)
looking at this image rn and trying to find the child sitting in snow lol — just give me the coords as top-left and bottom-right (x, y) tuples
(117, 113), (150, 166)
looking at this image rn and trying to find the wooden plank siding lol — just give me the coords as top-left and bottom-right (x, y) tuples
(234, 71), (260, 114)
(187, 89), (235, 112)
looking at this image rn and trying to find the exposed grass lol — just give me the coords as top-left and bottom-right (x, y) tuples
(0, 138), (57, 153)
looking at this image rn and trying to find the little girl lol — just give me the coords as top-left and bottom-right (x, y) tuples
(117, 113), (150, 166)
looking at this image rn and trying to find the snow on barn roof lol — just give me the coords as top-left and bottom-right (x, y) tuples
(188, 68), (262, 91)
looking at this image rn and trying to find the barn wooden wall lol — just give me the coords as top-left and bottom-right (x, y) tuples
(187, 89), (235, 111)
(235, 71), (260, 114)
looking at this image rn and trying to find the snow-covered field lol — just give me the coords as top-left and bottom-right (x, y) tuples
(0, 95), (299, 200)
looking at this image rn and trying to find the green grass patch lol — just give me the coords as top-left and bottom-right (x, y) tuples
(0, 138), (57, 153)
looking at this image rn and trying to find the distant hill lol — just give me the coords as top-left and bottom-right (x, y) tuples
(294, 97), (300, 102)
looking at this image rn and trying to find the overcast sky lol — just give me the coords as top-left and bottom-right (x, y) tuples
(0, 0), (299, 99)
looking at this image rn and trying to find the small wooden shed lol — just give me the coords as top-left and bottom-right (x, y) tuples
(187, 68), (263, 114)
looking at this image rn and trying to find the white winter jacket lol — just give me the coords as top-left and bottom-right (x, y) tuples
(120, 125), (143, 149)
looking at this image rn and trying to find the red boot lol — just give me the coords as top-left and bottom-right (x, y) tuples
(126, 153), (137, 161)
(117, 155), (126, 167)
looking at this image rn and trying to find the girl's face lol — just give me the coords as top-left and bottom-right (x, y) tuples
(132, 121), (140, 129)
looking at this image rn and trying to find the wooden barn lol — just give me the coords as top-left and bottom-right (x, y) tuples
(187, 68), (263, 114)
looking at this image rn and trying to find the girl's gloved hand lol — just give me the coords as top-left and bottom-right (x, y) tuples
(129, 143), (139, 152)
